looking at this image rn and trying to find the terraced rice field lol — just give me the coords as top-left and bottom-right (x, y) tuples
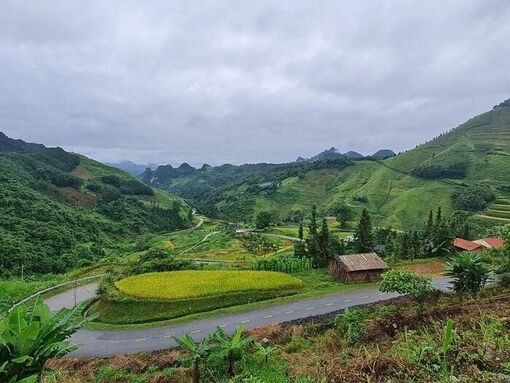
(115, 270), (305, 300)
(477, 198), (510, 224)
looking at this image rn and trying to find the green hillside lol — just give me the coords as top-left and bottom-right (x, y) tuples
(148, 100), (510, 228)
(0, 134), (191, 277)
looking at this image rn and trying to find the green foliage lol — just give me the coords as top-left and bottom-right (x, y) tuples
(354, 208), (374, 253)
(0, 139), (189, 277)
(445, 252), (489, 295)
(173, 334), (212, 383)
(241, 234), (281, 255)
(0, 300), (89, 382)
(254, 255), (311, 273)
(335, 308), (370, 344)
(379, 270), (435, 317)
(411, 162), (467, 179)
(131, 248), (192, 274)
(451, 186), (496, 211)
(255, 211), (278, 229)
(211, 326), (254, 378)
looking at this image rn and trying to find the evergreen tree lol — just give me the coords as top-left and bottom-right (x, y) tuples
(354, 208), (374, 253)
(424, 210), (434, 240)
(305, 205), (321, 265)
(316, 218), (333, 267)
(293, 223), (307, 258)
(435, 207), (442, 229)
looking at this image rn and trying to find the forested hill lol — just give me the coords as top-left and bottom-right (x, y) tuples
(0, 133), (191, 277)
(142, 99), (510, 228)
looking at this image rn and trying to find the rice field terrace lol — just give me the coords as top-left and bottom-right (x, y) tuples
(477, 198), (510, 224)
(115, 270), (305, 300)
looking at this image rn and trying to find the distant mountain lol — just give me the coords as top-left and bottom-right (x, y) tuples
(343, 151), (364, 159)
(371, 149), (396, 159)
(141, 163), (198, 187)
(0, 132), (45, 153)
(107, 160), (159, 177)
(296, 147), (364, 162)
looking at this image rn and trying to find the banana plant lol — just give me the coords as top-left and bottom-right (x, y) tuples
(211, 325), (253, 377)
(0, 299), (90, 383)
(172, 334), (213, 383)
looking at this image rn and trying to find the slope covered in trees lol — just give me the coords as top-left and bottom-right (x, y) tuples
(0, 134), (191, 276)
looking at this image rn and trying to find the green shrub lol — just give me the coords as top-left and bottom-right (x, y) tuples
(335, 308), (370, 344)
(254, 255), (311, 273)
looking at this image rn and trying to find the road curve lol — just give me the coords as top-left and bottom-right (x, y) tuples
(55, 278), (451, 358)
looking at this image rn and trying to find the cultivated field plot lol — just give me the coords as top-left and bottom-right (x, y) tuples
(115, 270), (305, 300)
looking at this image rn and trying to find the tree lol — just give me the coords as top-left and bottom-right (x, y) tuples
(316, 218), (333, 267)
(331, 203), (353, 228)
(425, 210), (434, 240)
(132, 248), (191, 274)
(255, 211), (274, 230)
(379, 270), (435, 318)
(293, 223), (307, 258)
(445, 252), (490, 296)
(212, 326), (253, 377)
(305, 205), (321, 266)
(0, 300), (89, 383)
(173, 334), (212, 383)
(354, 209), (374, 253)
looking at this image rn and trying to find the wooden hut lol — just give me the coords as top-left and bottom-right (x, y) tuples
(329, 252), (389, 283)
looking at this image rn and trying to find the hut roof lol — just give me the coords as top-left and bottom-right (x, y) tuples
(334, 252), (389, 272)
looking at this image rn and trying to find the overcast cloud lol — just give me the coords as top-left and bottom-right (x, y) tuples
(1, 0), (509, 165)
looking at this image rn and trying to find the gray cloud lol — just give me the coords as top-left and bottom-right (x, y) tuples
(1, 0), (509, 165)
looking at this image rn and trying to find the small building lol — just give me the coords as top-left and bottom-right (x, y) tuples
(329, 252), (389, 283)
(453, 237), (504, 252)
(473, 237), (504, 250)
(453, 238), (483, 252)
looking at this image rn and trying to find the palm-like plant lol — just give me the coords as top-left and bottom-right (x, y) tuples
(172, 334), (212, 383)
(211, 326), (253, 377)
(445, 252), (489, 296)
(0, 299), (89, 383)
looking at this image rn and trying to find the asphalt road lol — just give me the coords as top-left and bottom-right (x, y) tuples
(45, 283), (99, 312)
(49, 277), (451, 358)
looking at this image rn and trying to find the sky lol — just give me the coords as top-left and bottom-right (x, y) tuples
(1, 1), (509, 166)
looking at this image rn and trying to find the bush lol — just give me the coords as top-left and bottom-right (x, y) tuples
(379, 270), (435, 318)
(335, 308), (370, 344)
(445, 252), (489, 295)
(131, 248), (191, 274)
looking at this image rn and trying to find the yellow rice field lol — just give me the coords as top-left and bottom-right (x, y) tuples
(115, 270), (304, 300)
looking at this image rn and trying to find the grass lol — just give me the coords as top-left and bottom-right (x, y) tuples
(115, 270), (305, 300)
(90, 289), (299, 325)
(0, 275), (64, 310)
(87, 268), (369, 329)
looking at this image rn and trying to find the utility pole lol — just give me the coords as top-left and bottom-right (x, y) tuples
(74, 279), (77, 308)
(21, 263), (24, 282)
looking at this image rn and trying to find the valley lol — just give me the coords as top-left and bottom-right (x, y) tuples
(1, 101), (510, 383)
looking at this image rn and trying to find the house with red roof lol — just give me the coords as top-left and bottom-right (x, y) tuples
(453, 238), (484, 252)
(453, 237), (504, 252)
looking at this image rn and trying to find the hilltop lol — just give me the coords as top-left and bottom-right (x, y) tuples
(142, 100), (510, 228)
(0, 133), (191, 277)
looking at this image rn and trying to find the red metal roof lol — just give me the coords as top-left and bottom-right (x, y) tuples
(482, 237), (504, 249)
(453, 238), (483, 251)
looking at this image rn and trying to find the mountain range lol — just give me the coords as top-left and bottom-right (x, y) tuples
(141, 99), (510, 228)
(107, 161), (159, 177)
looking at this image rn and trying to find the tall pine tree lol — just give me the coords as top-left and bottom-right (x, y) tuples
(305, 205), (321, 266)
(293, 223), (307, 258)
(316, 218), (333, 267)
(354, 208), (374, 253)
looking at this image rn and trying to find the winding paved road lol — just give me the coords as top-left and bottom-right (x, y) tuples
(46, 278), (451, 358)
